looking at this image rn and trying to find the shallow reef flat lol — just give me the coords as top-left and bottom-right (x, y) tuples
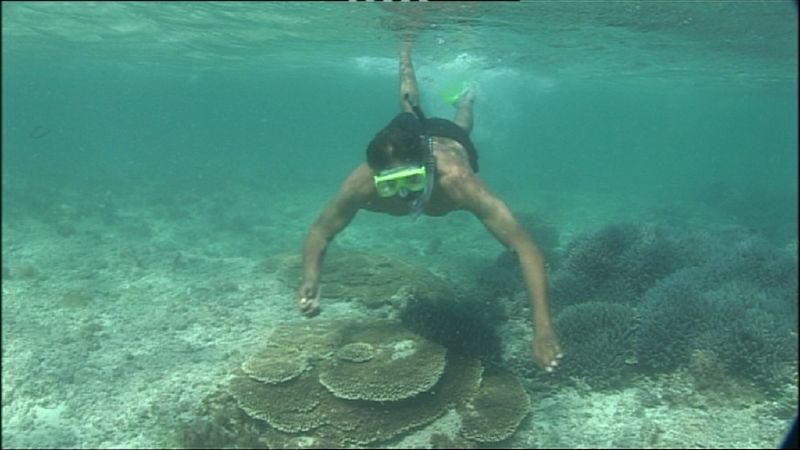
(1, 185), (796, 449)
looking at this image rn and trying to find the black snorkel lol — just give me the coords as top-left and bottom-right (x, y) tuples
(404, 94), (436, 218)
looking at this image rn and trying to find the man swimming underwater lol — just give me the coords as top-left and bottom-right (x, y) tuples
(296, 44), (563, 373)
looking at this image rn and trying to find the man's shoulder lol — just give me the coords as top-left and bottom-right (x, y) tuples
(437, 155), (479, 187)
(341, 163), (376, 201)
(437, 162), (488, 209)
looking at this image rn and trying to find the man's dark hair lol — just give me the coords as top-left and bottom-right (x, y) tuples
(366, 112), (425, 171)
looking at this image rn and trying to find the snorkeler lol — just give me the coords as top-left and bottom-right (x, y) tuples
(296, 44), (563, 373)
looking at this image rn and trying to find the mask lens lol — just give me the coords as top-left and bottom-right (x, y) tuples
(405, 173), (426, 190)
(376, 179), (398, 197)
(374, 166), (426, 197)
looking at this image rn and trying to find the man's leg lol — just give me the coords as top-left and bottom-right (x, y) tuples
(453, 86), (476, 135)
(400, 46), (420, 114)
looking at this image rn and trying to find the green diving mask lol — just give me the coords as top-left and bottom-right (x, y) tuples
(373, 165), (428, 198)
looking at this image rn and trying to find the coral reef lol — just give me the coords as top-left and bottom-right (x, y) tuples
(703, 295), (797, 393)
(263, 251), (455, 310)
(475, 250), (524, 300)
(473, 212), (561, 300)
(554, 301), (638, 389)
(230, 368), (324, 434)
(318, 321), (447, 401)
(180, 319), (532, 448)
(241, 345), (309, 384)
(516, 212), (562, 270)
(635, 268), (709, 373)
(547, 223), (797, 394)
(226, 354), (481, 446)
(687, 348), (734, 392)
(636, 247), (797, 393)
(265, 319), (344, 357)
(693, 231), (798, 324)
(400, 295), (504, 367)
(335, 342), (374, 363)
(549, 222), (687, 310)
(563, 222), (640, 284)
(457, 369), (531, 443)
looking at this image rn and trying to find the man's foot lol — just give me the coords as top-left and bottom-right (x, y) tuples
(451, 81), (478, 108)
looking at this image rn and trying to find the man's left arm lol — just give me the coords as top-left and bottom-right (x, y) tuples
(457, 176), (563, 371)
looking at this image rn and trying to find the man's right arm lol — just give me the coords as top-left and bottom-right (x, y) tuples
(301, 196), (357, 285)
(298, 165), (369, 315)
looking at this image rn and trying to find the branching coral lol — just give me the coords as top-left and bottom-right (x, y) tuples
(473, 212), (561, 300)
(549, 222), (687, 311)
(697, 282), (798, 392)
(400, 295), (504, 367)
(636, 267), (710, 372)
(636, 269), (797, 393)
(554, 301), (638, 388)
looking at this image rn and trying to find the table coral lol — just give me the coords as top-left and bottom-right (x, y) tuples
(241, 344), (309, 384)
(335, 342), (374, 362)
(189, 319), (514, 448)
(458, 369), (531, 443)
(318, 321), (447, 401)
(264, 251), (455, 309)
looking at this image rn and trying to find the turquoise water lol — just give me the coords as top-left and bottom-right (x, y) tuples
(2, 2), (797, 449)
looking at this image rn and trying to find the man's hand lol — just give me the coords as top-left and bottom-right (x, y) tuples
(297, 280), (321, 317)
(533, 327), (563, 373)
